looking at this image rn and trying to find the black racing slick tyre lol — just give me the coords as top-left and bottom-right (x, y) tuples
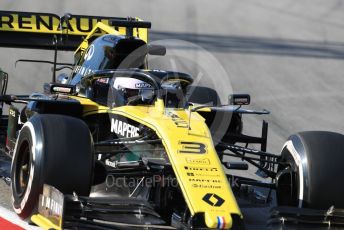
(276, 131), (344, 209)
(11, 114), (94, 219)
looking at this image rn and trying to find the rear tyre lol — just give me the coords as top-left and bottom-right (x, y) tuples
(276, 131), (344, 209)
(11, 114), (94, 219)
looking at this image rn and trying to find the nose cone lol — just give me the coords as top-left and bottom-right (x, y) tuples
(205, 212), (232, 229)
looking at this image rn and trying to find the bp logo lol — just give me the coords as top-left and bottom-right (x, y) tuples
(202, 193), (225, 207)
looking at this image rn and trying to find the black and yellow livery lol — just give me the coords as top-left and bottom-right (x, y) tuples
(0, 10), (148, 50)
(1, 10), (344, 230)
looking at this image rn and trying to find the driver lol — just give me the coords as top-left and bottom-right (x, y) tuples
(111, 77), (154, 106)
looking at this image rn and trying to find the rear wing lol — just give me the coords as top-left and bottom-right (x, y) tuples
(0, 11), (149, 51)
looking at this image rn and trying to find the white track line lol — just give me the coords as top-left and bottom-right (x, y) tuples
(0, 206), (40, 230)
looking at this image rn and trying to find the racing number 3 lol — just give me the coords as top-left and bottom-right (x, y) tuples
(179, 142), (207, 154)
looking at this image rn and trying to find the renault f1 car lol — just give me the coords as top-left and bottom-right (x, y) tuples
(0, 11), (344, 230)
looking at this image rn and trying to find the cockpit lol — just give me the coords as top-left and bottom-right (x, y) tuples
(84, 69), (193, 109)
(65, 33), (193, 109)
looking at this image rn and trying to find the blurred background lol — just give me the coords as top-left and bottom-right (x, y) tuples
(1, 0), (344, 227)
(2, 0), (344, 154)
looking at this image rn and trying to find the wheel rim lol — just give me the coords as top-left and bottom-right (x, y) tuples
(276, 161), (298, 206)
(14, 140), (31, 198)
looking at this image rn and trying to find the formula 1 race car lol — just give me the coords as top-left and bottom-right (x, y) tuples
(0, 11), (344, 230)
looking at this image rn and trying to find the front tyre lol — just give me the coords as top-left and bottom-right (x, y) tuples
(11, 114), (94, 219)
(276, 131), (344, 209)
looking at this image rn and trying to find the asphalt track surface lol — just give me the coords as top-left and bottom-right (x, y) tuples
(1, 0), (344, 229)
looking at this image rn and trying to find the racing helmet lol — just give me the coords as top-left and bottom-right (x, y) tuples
(111, 77), (154, 106)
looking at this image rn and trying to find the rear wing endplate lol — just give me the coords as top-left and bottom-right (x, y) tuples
(0, 11), (149, 51)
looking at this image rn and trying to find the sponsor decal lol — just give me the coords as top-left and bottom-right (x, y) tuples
(189, 178), (221, 183)
(96, 78), (110, 84)
(192, 184), (221, 189)
(184, 166), (217, 172)
(189, 178), (222, 189)
(106, 140), (145, 145)
(105, 159), (117, 168)
(202, 193), (225, 207)
(110, 118), (139, 138)
(186, 171), (221, 177)
(38, 184), (64, 227)
(185, 157), (210, 165)
(185, 165), (221, 178)
(135, 82), (151, 88)
(73, 65), (94, 77)
(166, 112), (188, 128)
(0, 11), (117, 35)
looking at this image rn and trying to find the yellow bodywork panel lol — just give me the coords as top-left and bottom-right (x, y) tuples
(77, 96), (242, 229)
(31, 214), (61, 230)
(31, 97), (242, 229)
(69, 96), (109, 115)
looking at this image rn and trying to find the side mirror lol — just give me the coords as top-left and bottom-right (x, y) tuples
(56, 73), (69, 84)
(229, 94), (250, 105)
(44, 82), (76, 95)
(148, 45), (166, 56)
